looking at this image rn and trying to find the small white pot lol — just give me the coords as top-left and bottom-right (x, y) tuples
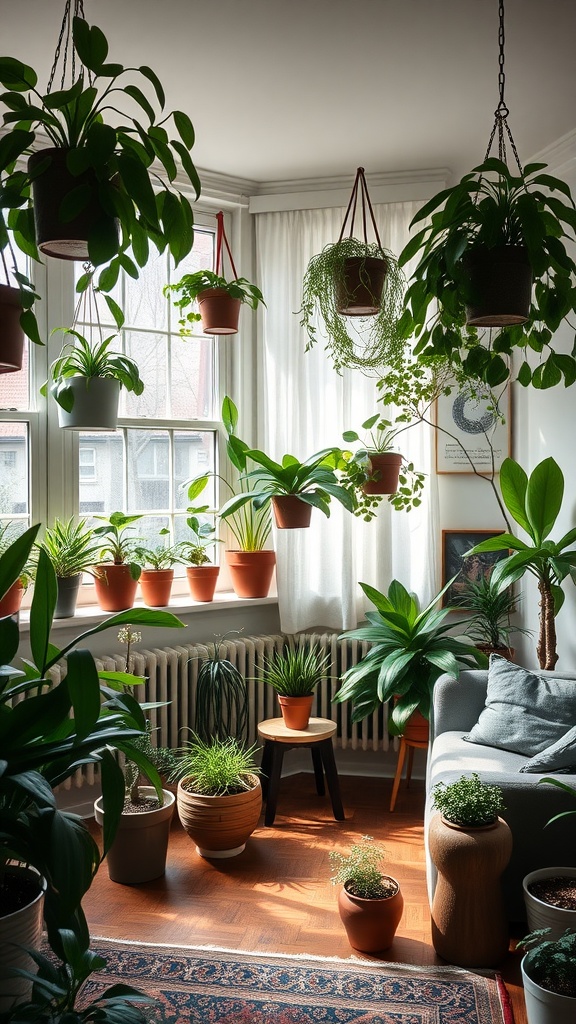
(521, 955), (576, 1024)
(522, 867), (576, 940)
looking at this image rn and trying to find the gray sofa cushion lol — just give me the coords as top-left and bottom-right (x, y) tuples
(519, 724), (576, 773)
(463, 655), (576, 755)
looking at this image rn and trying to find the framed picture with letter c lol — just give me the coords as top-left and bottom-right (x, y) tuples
(441, 529), (508, 608)
(435, 383), (511, 474)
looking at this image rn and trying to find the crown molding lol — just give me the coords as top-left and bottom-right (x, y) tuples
(248, 167), (450, 214)
(530, 128), (576, 176)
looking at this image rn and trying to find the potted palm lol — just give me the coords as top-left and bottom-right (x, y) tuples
(398, 158), (576, 389)
(41, 328), (144, 430)
(38, 516), (100, 618)
(172, 735), (262, 859)
(262, 643), (330, 730)
(453, 572), (529, 659)
(134, 531), (183, 607)
(165, 269), (265, 336)
(518, 927), (576, 1024)
(92, 511), (143, 612)
(329, 835), (403, 953)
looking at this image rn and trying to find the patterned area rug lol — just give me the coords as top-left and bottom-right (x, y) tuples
(84, 939), (514, 1024)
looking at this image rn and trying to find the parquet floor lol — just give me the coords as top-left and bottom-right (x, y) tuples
(83, 773), (527, 1023)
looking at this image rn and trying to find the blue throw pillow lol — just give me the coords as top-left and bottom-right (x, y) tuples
(463, 655), (576, 756)
(518, 724), (576, 773)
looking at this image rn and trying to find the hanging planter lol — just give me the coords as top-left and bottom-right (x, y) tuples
(299, 167), (405, 373)
(165, 212), (265, 337)
(0, 284), (25, 373)
(271, 495), (313, 529)
(462, 244), (533, 326)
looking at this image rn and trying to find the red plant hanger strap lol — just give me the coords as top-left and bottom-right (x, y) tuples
(215, 211), (239, 281)
(337, 168), (383, 249)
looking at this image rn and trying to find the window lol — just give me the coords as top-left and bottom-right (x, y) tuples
(79, 446), (96, 481)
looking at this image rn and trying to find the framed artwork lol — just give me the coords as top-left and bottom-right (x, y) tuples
(441, 529), (508, 608)
(435, 384), (511, 474)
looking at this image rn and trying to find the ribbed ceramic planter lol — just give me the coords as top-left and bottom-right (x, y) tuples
(186, 565), (219, 602)
(335, 255), (387, 316)
(177, 774), (262, 858)
(363, 452), (402, 495)
(94, 563), (139, 612)
(271, 496), (312, 529)
(225, 549), (276, 598)
(56, 376), (120, 430)
(0, 579), (24, 617)
(0, 867), (46, 1011)
(140, 568), (174, 607)
(523, 867), (576, 940)
(94, 788), (175, 884)
(277, 694), (314, 730)
(197, 288), (241, 335)
(54, 573), (82, 618)
(337, 878), (403, 952)
(428, 813), (512, 967)
(521, 955), (576, 1024)
(0, 284), (24, 373)
(463, 245), (533, 327)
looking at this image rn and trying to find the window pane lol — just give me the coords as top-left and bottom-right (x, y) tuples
(0, 345), (29, 409)
(124, 249), (169, 332)
(174, 430), (216, 509)
(0, 422), (28, 514)
(127, 429), (170, 511)
(79, 432), (124, 514)
(171, 337), (215, 419)
(122, 331), (168, 418)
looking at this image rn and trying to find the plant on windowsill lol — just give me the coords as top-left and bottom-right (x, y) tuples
(0, 521), (35, 617)
(179, 512), (221, 603)
(171, 734), (262, 859)
(38, 516), (101, 618)
(134, 530), (183, 608)
(92, 511), (144, 613)
(262, 643), (330, 730)
(329, 835), (403, 953)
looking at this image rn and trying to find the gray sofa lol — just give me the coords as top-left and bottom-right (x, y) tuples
(425, 668), (576, 922)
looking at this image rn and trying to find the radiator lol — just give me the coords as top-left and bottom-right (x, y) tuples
(51, 632), (391, 789)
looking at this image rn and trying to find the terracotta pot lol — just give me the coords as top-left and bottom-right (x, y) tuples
(197, 288), (241, 335)
(140, 568), (174, 607)
(397, 706), (429, 744)
(94, 788), (175, 884)
(337, 877), (403, 952)
(428, 812), (512, 967)
(55, 573), (82, 619)
(521, 954), (576, 1024)
(0, 867), (46, 1011)
(56, 376), (120, 430)
(176, 773), (262, 858)
(0, 579), (24, 617)
(335, 255), (387, 316)
(94, 563), (139, 612)
(225, 549), (276, 598)
(271, 495), (312, 529)
(277, 694), (314, 730)
(476, 644), (515, 662)
(463, 245), (533, 327)
(363, 452), (403, 495)
(0, 284), (24, 373)
(523, 866), (576, 941)
(186, 565), (219, 602)
(28, 148), (119, 261)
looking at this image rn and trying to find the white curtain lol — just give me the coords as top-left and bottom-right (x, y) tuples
(255, 201), (439, 633)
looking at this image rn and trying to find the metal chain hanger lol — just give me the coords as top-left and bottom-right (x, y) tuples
(47, 0), (92, 93)
(483, 0), (523, 174)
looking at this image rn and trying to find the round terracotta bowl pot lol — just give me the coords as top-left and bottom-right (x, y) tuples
(197, 288), (241, 335)
(94, 563), (139, 612)
(271, 495), (312, 529)
(186, 565), (219, 602)
(0, 579), (24, 617)
(363, 452), (402, 495)
(337, 878), (403, 953)
(176, 774), (262, 858)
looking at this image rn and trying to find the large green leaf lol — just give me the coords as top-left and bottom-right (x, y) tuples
(525, 457), (564, 543)
(65, 649), (102, 742)
(0, 57), (37, 90)
(72, 16), (109, 72)
(29, 548), (58, 675)
(499, 458), (532, 537)
(0, 523), (39, 602)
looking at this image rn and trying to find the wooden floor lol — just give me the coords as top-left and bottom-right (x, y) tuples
(84, 773), (527, 1023)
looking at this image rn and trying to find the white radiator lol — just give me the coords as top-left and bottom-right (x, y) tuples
(52, 632), (391, 789)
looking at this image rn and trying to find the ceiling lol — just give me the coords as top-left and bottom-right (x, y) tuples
(2, 0), (576, 186)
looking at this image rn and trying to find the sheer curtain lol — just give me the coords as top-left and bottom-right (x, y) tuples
(255, 201), (439, 633)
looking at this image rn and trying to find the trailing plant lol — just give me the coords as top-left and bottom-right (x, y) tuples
(340, 413), (426, 516)
(93, 511), (143, 581)
(41, 328), (144, 413)
(38, 516), (100, 578)
(0, 15), (200, 294)
(329, 835), (396, 899)
(171, 734), (260, 797)
(517, 927), (576, 998)
(454, 573), (530, 651)
(262, 643), (330, 697)
(465, 457), (576, 669)
(334, 578), (487, 734)
(398, 158), (576, 390)
(431, 772), (505, 827)
(164, 269), (265, 338)
(191, 632), (249, 745)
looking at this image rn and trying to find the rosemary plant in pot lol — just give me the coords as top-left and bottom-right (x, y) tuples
(262, 643), (330, 730)
(38, 516), (100, 618)
(329, 835), (403, 953)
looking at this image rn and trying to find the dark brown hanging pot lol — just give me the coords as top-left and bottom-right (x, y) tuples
(0, 284), (24, 373)
(334, 168), (388, 316)
(271, 496), (312, 529)
(463, 245), (533, 327)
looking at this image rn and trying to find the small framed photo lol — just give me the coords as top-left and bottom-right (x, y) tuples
(435, 383), (511, 474)
(441, 529), (508, 608)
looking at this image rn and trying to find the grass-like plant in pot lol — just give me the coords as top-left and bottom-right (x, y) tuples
(38, 516), (101, 618)
(262, 643), (330, 730)
(191, 632), (249, 746)
(398, 157), (576, 390)
(92, 511), (144, 612)
(172, 735), (262, 859)
(329, 835), (403, 953)
(518, 927), (576, 1023)
(0, 14), (200, 280)
(164, 269), (265, 336)
(453, 573), (530, 657)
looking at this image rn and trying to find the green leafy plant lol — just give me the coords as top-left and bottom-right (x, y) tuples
(334, 578), (487, 735)
(0, 16), (200, 295)
(454, 573), (530, 651)
(0, 520), (35, 590)
(539, 778), (576, 827)
(179, 509), (219, 566)
(38, 517), (100, 578)
(299, 237), (405, 374)
(340, 413), (426, 516)
(262, 643), (330, 697)
(191, 633), (249, 745)
(398, 158), (576, 389)
(465, 457), (576, 669)
(133, 530), (183, 570)
(517, 927), (576, 998)
(41, 329), (144, 413)
(93, 511), (143, 581)
(164, 270), (265, 337)
(329, 835), (396, 899)
(171, 735), (260, 797)
(432, 773), (505, 827)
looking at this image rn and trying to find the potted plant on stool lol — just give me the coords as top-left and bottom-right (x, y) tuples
(262, 643), (330, 730)
(329, 835), (403, 953)
(517, 927), (576, 1024)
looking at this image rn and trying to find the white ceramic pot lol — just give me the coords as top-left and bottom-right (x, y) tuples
(521, 955), (576, 1024)
(522, 867), (576, 940)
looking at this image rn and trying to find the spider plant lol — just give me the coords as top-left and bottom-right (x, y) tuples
(41, 328), (144, 413)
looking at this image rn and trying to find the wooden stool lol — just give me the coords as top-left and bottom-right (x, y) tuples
(389, 735), (428, 812)
(257, 717), (345, 827)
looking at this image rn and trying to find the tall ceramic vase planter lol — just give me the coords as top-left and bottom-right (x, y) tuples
(176, 774), (262, 858)
(0, 867), (46, 1011)
(428, 812), (512, 967)
(523, 867), (576, 940)
(0, 284), (24, 373)
(225, 550), (276, 599)
(521, 957), (576, 1024)
(94, 563), (138, 612)
(337, 878), (403, 953)
(94, 788), (175, 884)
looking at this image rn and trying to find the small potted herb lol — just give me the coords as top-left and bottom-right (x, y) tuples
(329, 835), (403, 953)
(518, 927), (576, 1023)
(431, 773), (505, 828)
(179, 510), (220, 602)
(262, 644), (330, 730)
(134, 531), (183, 607)
(164, 269), (265, 336)
(92, 512), (143, 612)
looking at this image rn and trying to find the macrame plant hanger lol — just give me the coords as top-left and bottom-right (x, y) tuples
(335, 168), (388, 318)
(196, 211), (242, 335)
(215, 211), (239, 282)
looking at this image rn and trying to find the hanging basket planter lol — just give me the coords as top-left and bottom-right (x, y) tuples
(463, 244), (533, 327)
(197, 288), (241, 335)
(56, 376), (120, 430)
(0, 284), (25, 373)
